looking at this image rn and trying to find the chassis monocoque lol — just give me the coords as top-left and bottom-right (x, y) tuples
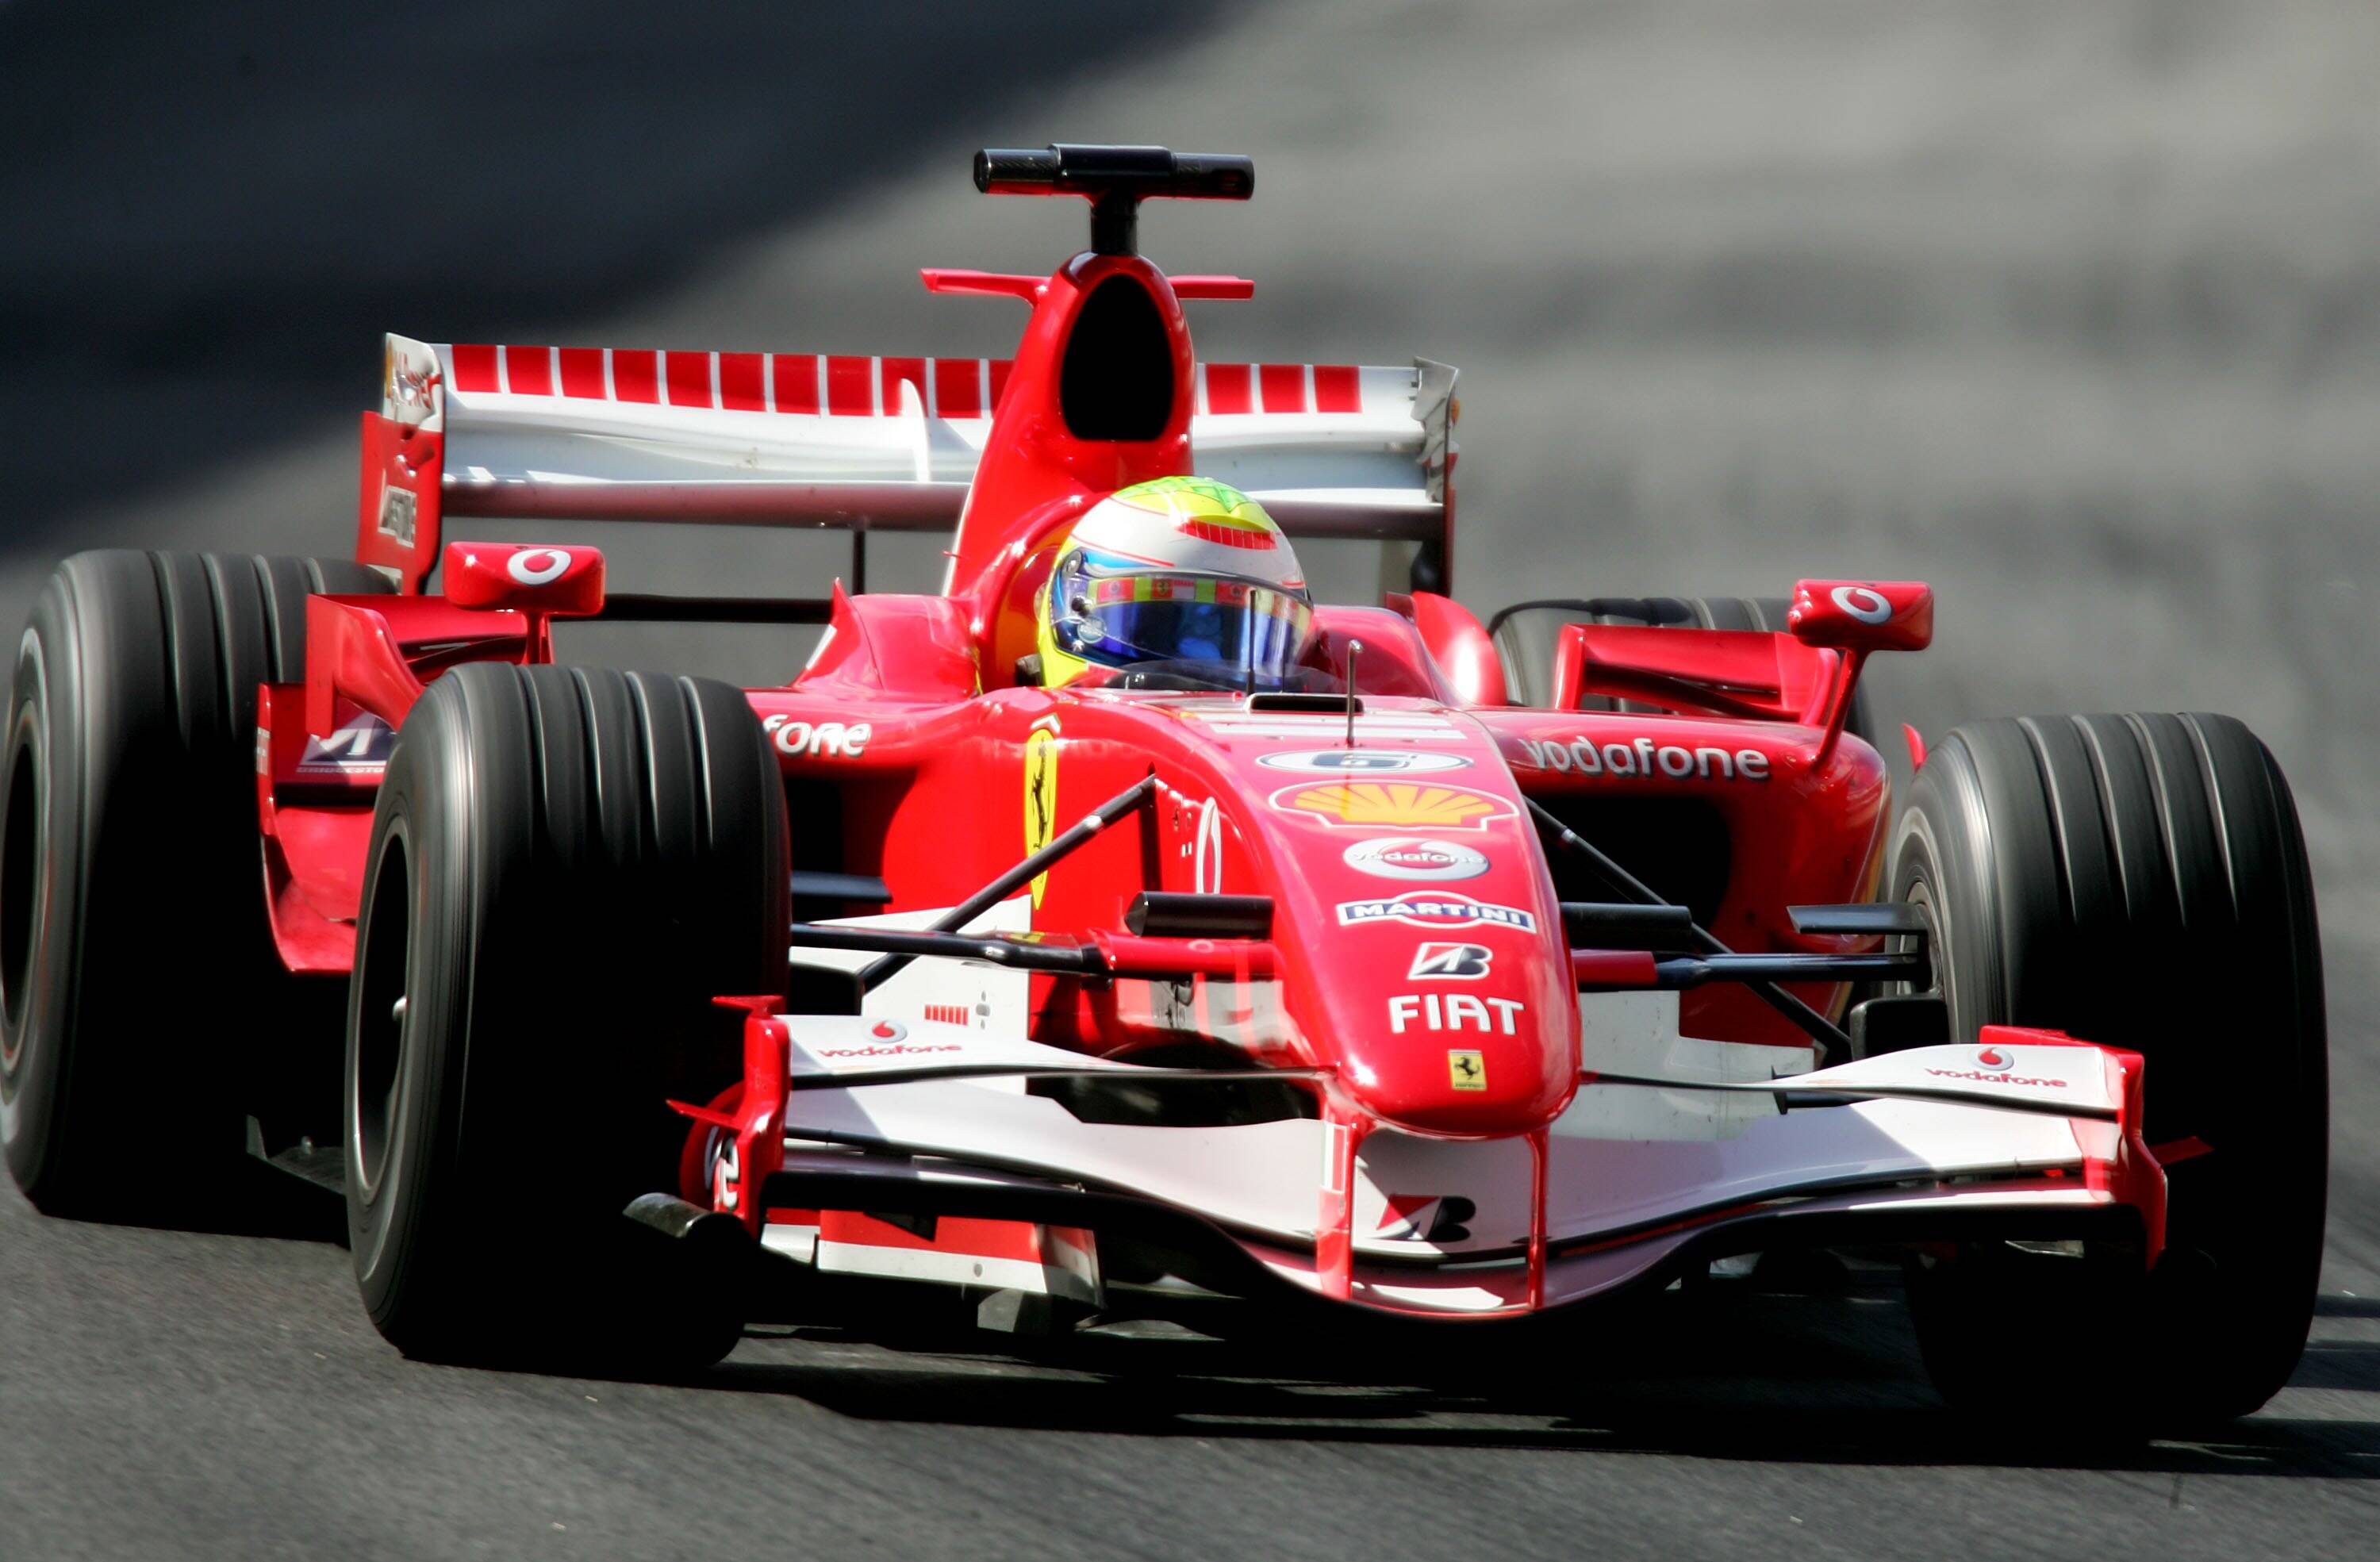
(0, 146), (2328, 1425)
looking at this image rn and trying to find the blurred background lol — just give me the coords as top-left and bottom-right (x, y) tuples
(4, 2), (2377, 1551)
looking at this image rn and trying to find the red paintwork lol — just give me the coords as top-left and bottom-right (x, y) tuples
(450, 343), (498, 393)
(354, 409), (442, 590)
(948, 251), (1196, 612)
(774, 353), (822, 413)
(1979, 1024), (2167, 1263)
(440, 539), (605, 618)
(1787, 578), (1935, 654)
(277, 180), (2174, 1318)
(1402, 591), (1507, 707)
(1479, 708), (1890, 1046)
(1574, 950), (1660, 985)
(440, 539), (604, 662)
(1092, 932), (1280, 981)
(667, 1000), (790, 1238)
(1551, 624), (1841, 724)
(258, 597), (522, 973)
(614, 349), (660, 404)
(505, 343), (555, 397)
(313, 227), (1916, 1128)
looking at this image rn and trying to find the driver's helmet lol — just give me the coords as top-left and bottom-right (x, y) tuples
(1034, 476), (1315, 689)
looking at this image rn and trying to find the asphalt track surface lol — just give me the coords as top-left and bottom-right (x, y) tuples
(5, 2), (2379, 1557)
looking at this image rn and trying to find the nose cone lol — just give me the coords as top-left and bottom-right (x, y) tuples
(1167, 701), (1582, 1138)
(1322, 904), (1580, 1134)
(1259, 798), (1578, 1134)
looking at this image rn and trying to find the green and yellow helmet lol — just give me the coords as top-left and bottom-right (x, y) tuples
(1034, 477), (1315, 690)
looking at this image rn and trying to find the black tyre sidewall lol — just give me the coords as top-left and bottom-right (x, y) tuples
(347, 663), (788, 1364)
(2, 553), (393, 1214)
(1, 574), (86, 1201)
(1892, 715), (2328, 1422)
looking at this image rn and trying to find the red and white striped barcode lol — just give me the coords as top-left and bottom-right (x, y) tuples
(443, 346), (1389, 420)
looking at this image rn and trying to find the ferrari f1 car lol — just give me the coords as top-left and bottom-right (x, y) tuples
(1, 146), (2327, 1423)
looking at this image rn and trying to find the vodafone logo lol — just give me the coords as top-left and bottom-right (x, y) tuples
(1342, 837), (1489, 882)
(1923, 1066), (2070, 1088)
(762, 714), (870, 759)
(817, 1043), (963, 1059)
(506, 547), (571, 586)
(1924, 1042), (2066, 1087)
(1830, 585), (1893, 624)
(868, 1020), (906, 1042)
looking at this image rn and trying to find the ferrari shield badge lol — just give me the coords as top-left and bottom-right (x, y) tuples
(1023, 726), (1060, 908)
(1447, 1050), (1487, 1092)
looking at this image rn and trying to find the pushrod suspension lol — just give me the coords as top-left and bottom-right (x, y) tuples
(850, 774), (1158, 992)
(1526, 796), (1856, 1059)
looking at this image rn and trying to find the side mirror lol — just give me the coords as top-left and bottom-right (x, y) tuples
(442, 541), (605, 662)
(1787, 579), (1933, 654)
(443, 541), (606, 617)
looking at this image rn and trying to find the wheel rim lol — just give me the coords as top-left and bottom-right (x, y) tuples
(1891, 812), (1958, 1025)
(351, 827), (413, 1196)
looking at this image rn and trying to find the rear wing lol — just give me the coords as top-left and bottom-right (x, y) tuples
(359, 334), (1456, 593)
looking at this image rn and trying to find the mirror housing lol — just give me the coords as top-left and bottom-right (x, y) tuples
(1787, 579), (1933, 654)
(442, 541), (606, 619)
(441, 541), (605, 663)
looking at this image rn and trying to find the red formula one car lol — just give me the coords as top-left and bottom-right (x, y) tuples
(0, 147), (2327, 1422)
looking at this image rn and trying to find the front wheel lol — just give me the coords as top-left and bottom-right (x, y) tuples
(344, 662), (789, 1368)
(1891, 712), (2326, 1426)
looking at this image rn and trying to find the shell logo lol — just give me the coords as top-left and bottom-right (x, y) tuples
(1273, 781), (1514, 831)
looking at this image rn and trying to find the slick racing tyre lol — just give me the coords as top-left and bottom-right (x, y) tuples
(1, 551), (391, 1218)
(1488, 595), (1878, 744)
(346, 663), (789, 1369)
(1891, 714), (2326, 1426)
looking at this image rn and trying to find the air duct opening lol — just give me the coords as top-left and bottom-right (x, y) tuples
(1061, 276), (1173, 442)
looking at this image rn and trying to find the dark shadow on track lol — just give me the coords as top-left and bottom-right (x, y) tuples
(57, 1163), (352, 1246)
(0, 0), (1227, 536)
(672, 1281), (2380, 1479)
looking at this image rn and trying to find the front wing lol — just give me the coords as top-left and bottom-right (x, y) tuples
(678, 1008), (2164, 1320)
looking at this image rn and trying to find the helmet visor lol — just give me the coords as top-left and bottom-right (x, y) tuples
(1054, 556), (1315, 687)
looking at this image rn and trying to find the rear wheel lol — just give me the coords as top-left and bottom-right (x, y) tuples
(0, 551), (390, 1217)
(1891, 713), (2326, 1425)
(345, 662), (789, 1369)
